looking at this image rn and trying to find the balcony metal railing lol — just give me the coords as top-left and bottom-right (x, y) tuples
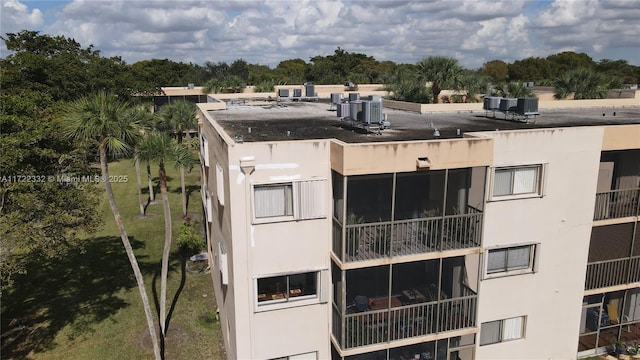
(585, 256), (640, 290)
(339, 212), (482, 262)
(593, 188), (640, 221)
(342, 295), (477, 349)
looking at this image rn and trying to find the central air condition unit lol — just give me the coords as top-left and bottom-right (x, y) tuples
(499, 98), (517, 112)
(349, 101), (362, 121)
(516, 97), (539, 115)
(360, 100), (372, 124)
(278, 89), (289, 97)
(331, 93), (343, 105)
(483, 96), (502, 110)
(305, 83), (315, 97)
(337, 103), (350, 118)
(371, 100), (383, 123)
(293, 88), (302, 97)
(349, 93), (360, 102)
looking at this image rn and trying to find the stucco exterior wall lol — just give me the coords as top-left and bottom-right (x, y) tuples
(331, 138), (494, 176)
(475, 127), (604, 360)
(225, 140), (332, 360)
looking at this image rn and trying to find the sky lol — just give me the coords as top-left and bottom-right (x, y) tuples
(1, 0), (639, 69)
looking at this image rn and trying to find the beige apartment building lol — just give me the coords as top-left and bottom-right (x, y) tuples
(195, 89), (640, 360)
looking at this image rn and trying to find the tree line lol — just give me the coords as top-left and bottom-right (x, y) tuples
(3, 30), (638, 102)
(1, 30), (204, 360)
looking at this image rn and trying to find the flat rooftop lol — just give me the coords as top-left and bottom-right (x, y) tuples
(209, 100), (640, 143)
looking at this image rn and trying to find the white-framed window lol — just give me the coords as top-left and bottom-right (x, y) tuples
(257, 272), (318, 305)
(255, 270), (328, 311)
(490, 164), (544, 200)
(485, 244), (538, 278)
(252, 179), (326, 223)
(200, 134), (210, 167)
(480, 316), (526, 346)
(215, 163), (225, 206)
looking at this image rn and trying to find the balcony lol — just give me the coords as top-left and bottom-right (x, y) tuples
(335, 210), (482, 263)
(593, 188), (640, 221)
(585, 256), (640, 290)
(340, 288), (477, 349)
(332, 256), (479, 351)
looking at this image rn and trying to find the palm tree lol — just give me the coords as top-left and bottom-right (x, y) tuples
(381, 66), (430, 103)
(64, 91), (161, 360)
(554, 67), (608, 100)
(415, 56), (463, 104)
(136, 132), (194, 337)
(494, 82), (536, 98)
(126, 103), (155, 216)
(159, 101), (197, 218)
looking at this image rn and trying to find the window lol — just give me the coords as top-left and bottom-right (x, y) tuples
(255, 184), (294, 218)
(253, 179), (326, 222)
(485, 244), (537, 278)
(491, 165), (543, 199)
(200, 134), (210, 167)
(480, 316), (525, 345)
(257, 272), (317, 304)
(215, 163), (225, 206)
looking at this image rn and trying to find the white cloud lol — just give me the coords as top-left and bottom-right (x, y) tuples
(0, 0), (44, 34)
(1, 0), (637, 70)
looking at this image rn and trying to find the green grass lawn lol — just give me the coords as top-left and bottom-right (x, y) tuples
(1, 159), (225, 360)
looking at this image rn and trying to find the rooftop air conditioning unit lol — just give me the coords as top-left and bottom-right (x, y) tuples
(349, 101), (361, 121)
(483, 96), (502, 110)
(187, 83), (195, 89)
(516, 97), (539, 115)
(499, 98), (517, 112)
(349, 93), (360, 102)
(304, 83), (315, 97)
(331, 93), (343, 105)
(360, 100), (372, 124)
(337, 103), (350, 118)
(278, 89), (289, 97)
(293, 88), (302, 97)
(371, 100), (383, 123)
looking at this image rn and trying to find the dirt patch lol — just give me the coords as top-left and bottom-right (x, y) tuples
(138, 325), (188, 359)
(133, 213), (156, 220)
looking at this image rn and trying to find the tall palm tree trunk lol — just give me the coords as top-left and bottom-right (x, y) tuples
(147, 160), (155, 201)
(135, 158), (145, 216)
(100, 147), (161, 360)
(159, 166), (172, 336)
(180, 165), (187, 218)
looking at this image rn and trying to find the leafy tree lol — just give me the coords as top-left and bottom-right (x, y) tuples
(135, 132), (194, 337)
(202, 75), (246, 94)
(64, 91), (161, 360)
(177, 222), (205, 255)
(546, 51), (595, 78)
(553, 67), (608, 100)
(595, 59), (639, 85)
(0, 92), (102, 289)
(275, 58), (307, 84)
(1, 30), (129, 101)
(480, 60), (509, 83)
(247, 63), (275, 85)
(508, 57), (552, 82)
(415, 56), (463, 104)
(229, 59), (250, 82)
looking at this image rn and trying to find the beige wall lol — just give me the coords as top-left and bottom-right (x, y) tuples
(207, 132), (332, 359)
(331, 138), (494, 176)
(602, 125), (640, 151)
(475, 127), (604, 360)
